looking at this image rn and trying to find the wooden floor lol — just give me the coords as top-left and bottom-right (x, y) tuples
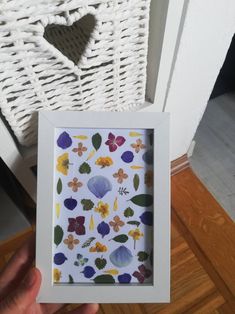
(190, 92), (235, 220)
(1, 167), (235, 313)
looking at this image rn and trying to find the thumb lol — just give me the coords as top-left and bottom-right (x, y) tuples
(0, 268), (41, 314)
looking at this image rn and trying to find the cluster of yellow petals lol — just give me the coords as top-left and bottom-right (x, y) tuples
(128, 228), (144, 240)
(56, 153), (69, 175)
(53, 268), (61, 283)
(94, 201), (110, 218)
(95, 156), (113, 168)
(89, 241), (108, 253)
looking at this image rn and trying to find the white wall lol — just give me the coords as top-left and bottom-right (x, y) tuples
(163, 0), (235, 160)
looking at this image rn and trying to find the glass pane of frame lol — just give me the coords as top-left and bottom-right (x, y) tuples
(53, 127), (154, 285)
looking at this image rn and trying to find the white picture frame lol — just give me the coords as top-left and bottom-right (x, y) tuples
(36, 111), (170, 303)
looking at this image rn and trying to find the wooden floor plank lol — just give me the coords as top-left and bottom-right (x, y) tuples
(171, 167), (235, 299)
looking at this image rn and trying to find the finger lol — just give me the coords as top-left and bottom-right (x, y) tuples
(41, 303), (67, 313)
(0, 233), (35, 297)
(68, 303), (99, 314)
(0, 267), (41, 314)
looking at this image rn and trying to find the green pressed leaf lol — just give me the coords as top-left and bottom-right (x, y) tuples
(124, 207), (134, 218)
(92, 133), (102, 151)
(133, 174), (140, 191)
(57, 178), (62, 194)
(54, 225), (64, 246)
(79, 162), (91, 174)
(68, 275), (74, 284)
(95, 257), (107, 270)
(94, 274), (115, 284)
(81, 199), (94, 211)
(127, 221), (140, 227)
(81, 237), (96, 248)
(110, 234), (128, 243)
(129, 194), (153, 207)
(137, 251), (149, 262)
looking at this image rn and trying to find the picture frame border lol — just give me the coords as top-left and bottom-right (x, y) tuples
(36, 111), (170, 303)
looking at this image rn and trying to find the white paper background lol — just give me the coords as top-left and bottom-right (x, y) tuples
(53, 128), (153, 284)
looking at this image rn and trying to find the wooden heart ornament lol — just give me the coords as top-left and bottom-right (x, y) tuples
(43, 13), (96, 65)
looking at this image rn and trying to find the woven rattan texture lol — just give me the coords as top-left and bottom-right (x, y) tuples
(0, 0), (150, 146)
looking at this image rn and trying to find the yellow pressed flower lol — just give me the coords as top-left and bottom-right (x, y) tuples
(89, 215), (95, 231)
(89, 241), (107, 252)
(86, 149), (96, 161)
(56, 153), (69, 175)
(129, 131), (143, 137)
(113, 197), (118, 211)
(130, 165), (144, 170)
(73, 135), (88, 140)
(55, 203), (61, 219)
(95, 201), (110, 218)
(128, 228), (144, 249)
(53, 268), (61, 283)
(95, 156), (113, 168)
(128, 228), (144, 240)
(104, 269), (119, 275)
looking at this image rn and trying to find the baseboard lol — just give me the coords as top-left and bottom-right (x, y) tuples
(171, 154), (190, 175)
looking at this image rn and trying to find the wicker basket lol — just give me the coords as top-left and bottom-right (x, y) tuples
(0, 0), (150, 146)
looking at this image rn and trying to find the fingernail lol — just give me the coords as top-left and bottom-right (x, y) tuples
(24, 269), (36, 288)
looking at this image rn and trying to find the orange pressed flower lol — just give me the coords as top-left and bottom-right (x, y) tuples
(72, 142), (87, 156)
(95, 156), (113, 168)
(94, 201), (110, 218)
(109, 215), (125, 232)
(63, 234), (80, 250)
(113, 168), (128, 184)
(131, 138), (146, 153)
(68, 177), (83, 192)
(89, 242), (107, 252)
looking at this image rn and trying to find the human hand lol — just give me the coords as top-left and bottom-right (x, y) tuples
(0, 234), (99, 314)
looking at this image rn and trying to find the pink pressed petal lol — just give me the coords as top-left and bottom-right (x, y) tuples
(115, 136), (126, 146)
(109, 221), (115, 227)
(78, 151), (83, 156)
(63, 239), (69, 245)
(77, 182), (83, 187)
(76, 224), (85, 235)
(105, 139), (112, 145)
(68, 224), (75, 232)
(118, 168), (124, 175)
(72, 148), (78, 152)
(131, 143), (136, 148)
(113, 173), (118, 178)
(108, 132), (115, 141)
(68, 182), (73, 187)
(109, 143), (117, 152)
(114, 215), (120, 222)
(114, 225), (119, 232)
(74, 239), (80, 244)
(68, 243), (74, 250)
(76, 216), (85, 225)
(133, 271), (145, 284)
(73, 178), (78, 182)
(72, 187), (78, 192)
(119, 221), (125, 227)
(123, 173), (128, 179)
(82, 147), (87, 151)
(78, 143), (83, 148)
(117, 178), (123, 184)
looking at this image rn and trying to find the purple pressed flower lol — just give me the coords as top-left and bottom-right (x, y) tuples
(105, 132), (125, 152)
(68, 216), (85, 235)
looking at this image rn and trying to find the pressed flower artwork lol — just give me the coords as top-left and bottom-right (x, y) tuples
(53, 128), (153, 284)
